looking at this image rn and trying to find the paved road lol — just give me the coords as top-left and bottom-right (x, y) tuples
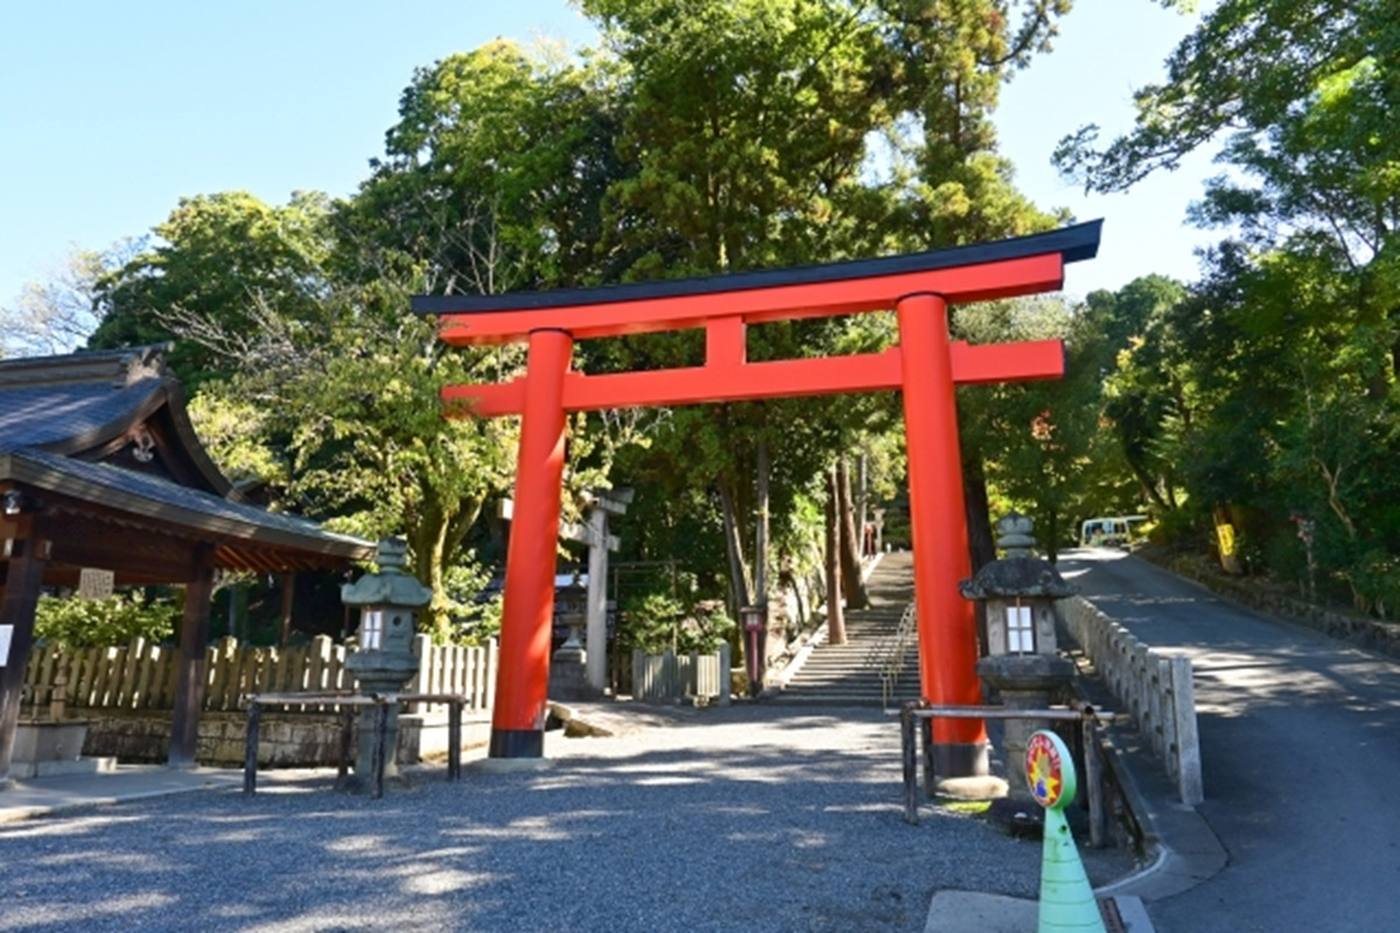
(1060, 549), (1400, 933)
(0, 704), (1130, 933)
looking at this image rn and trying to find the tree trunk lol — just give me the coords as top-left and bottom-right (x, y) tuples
(962, 452), (995, 660)
(825, 465), (848, 645)
(963, 452), (997, 571)
(857, 452), (869, 557)
(717, 481), (753, 620)
(837, 457), (869, 609)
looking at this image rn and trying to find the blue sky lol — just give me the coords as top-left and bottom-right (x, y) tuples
(0, 0), (1215, 309)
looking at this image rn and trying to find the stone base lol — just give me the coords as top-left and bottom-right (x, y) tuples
(8, 756), (117, 780)
(936, 775), (1008, 801)
(14, 720), (91, 765)
(924, 890), (1038, 933)
(550, 655), (593, 702)
(468, 756), (555, 774)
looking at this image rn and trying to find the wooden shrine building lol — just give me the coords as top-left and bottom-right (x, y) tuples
(0, 346), (373, 784)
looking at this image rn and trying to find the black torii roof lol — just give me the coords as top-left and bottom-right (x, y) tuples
(413, 220), (1102, 315)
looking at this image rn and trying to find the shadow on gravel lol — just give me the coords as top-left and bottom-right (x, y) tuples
(0, 728), (1136, 933)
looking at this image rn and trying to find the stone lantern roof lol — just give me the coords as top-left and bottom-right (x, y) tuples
(341, 539), (433, 609)
(959, 512), (1076, 600)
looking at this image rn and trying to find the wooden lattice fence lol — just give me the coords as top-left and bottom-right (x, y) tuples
(21, 634), (497, 714)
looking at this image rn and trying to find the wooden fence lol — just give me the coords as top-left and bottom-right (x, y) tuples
(1059, 596), (1204, 805)
(21, 634), (497, 715)
(631, 645), (731, 704)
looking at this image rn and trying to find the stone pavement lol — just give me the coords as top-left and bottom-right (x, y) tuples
(0, 765), (244, 823)
(1060, 548), (1400, 933)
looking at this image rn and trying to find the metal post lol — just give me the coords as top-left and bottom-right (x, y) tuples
(901, 704), (919, 825)
(491, 328), (573, 758)
(921, 716), (937, 799)
(448, 699), (462, 781)
(372, 701), (389, 799)
(896, 293), (987, 778)
(1082, 714), (1106, 848)
(242, 701), (260, 796)
(338, 707), (353, 782)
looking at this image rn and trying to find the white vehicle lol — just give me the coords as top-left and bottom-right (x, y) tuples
(1079, 514), (1148, 548)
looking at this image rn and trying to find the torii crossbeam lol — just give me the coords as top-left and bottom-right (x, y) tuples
(417, 220), (1102, 774)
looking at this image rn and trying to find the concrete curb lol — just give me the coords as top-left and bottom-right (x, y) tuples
(0, 769), (244, 823)
(924, 890), (1156, 932)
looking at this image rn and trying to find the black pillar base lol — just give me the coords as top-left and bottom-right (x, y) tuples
(489, 728), (543, 758)
(932, 740), (990, 779)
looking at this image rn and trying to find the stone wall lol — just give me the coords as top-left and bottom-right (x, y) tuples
(1160, 554), (1400, 660)
(80, 709), (489, 768)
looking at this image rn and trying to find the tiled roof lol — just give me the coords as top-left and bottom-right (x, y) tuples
(0, 347), (371, 561)
(0, 378), (163, 453)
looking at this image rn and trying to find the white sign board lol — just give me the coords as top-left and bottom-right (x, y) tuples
(78, 568), (115, 601)
(0, 625), (13, 667)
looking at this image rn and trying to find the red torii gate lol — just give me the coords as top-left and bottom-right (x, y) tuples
(416, 220), (1101, 775)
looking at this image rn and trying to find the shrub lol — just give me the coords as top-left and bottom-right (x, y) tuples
(34, 592), (180, 647)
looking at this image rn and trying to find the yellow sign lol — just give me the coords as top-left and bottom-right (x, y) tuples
(1216, 522), (1236, 558)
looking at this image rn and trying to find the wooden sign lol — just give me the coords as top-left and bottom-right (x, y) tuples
(78, 568), (115, 601)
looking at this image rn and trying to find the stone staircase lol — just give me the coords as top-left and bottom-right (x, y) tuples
(770, 552), (921, 707)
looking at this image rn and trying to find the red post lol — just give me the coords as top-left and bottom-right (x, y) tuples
(490, 328), (573, 758)
(896, 293), (989, 777)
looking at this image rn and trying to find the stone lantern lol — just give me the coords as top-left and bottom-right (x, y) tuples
(341, 538), (432, 790)
(551, 571), (589, 701)
(961, 513), (1076, 826)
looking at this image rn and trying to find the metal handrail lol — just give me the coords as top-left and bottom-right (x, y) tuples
(880, 603), (918, 709)
(899, 701), (1125, 845)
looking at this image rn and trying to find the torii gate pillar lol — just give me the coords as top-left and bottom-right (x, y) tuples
(898, 293), (987, 774)
(491, 328), (572, 758)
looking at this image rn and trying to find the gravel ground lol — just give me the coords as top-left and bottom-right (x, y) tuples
(1, 704), (1135, 933)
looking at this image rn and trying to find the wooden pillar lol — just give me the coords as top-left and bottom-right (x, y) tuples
(0, 534), (49, 786)
(169, 560), (215, 769)
(279, 573), (295, 647)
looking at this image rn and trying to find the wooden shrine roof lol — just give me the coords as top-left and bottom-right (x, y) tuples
(0, 347), (373, 583)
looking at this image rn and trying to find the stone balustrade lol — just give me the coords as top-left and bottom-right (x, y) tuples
(1058, 596), (1204, 805)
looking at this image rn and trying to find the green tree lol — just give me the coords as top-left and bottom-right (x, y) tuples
(1056, 0), (1400, 613)
(89, 192), (334, 387)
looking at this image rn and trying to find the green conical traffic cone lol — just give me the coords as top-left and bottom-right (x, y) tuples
(1025, 730), (1106, 933)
